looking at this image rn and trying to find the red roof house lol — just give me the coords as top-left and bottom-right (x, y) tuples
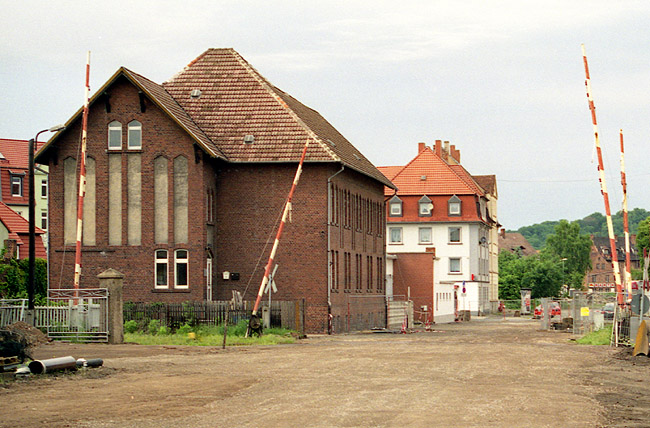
(0, 201), (47, 259)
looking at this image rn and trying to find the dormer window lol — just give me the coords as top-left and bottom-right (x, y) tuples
(11, 175), (23, 196)
(128, 120), (142, 149)
(389, 195), (402, 217)
(448, 195), (461, 216)
(108, 121), (122, 150)
(419, 195), (433, 217)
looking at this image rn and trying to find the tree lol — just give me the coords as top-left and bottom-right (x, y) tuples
(498, 251), (564, 300)
(636, 216), (650, 254)
(543, 220), (592, 289)
(0, 257), (48, 304)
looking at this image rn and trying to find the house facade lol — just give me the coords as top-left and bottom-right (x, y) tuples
(379, 141), (497, 322)
(584, 235), (640, 293)
(0, 139), (49, 246)
(36, 48), (393, 333)
(0, 201), (47, 260)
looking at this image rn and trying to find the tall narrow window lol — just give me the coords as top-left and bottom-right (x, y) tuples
(155, 250), (168, 288)
(128, 120), (142, 149)
(154, 156), (169, 244)
(389, 195), (402, 217)
(83, 157), (96, 246)
(41, 179), (47, 198)
(40, 211), (47, 230)
(63, 157), (77, 244)
(127, 154), (142, 245)
(108, 121), (122, 150)
(175, 249), (189, 288)
(11, 175), (23, 196)
(174, 156), (188, 244)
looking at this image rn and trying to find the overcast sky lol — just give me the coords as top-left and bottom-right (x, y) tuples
(2, 1), (649, 229)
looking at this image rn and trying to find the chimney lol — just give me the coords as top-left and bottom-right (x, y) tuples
(442, 141), (450, 162)
(435, 140), (442, 157)
(450, 144), (461, 163)
(418, 142), (426, 153)
(500, 228), (506, 239)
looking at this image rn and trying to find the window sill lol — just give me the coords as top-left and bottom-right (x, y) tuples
(152, 288), (191, 293)
(448, 272), (463, 275)
(418, 242), (432, 245)
(448, 242), (462, 245)
(389, 242), (403, 245)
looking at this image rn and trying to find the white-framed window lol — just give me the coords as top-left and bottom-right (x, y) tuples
(108, 121), (122, 150)
(41, 211), (47, 230)
(155, 250), (168, 288)
(449, 258), (461, 273)
(41, 179), (48, 198)
(389, 227), (403, 244)
(418, 227), (432, 244)
(449, 227), (461, 243)
(389, 195), (402, 217)
(419, 195), (433, 217)
(11, 175), (23, 196)
(448, 195), (461, 216)
(128, 120), (142, 149)
(174, 249), (189, 288)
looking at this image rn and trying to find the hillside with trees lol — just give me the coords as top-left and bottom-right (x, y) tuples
(512, 208), (650, 250)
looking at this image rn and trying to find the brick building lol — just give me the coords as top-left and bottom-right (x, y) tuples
(36, 48), (393, 333)
(584, 235), (640, 293)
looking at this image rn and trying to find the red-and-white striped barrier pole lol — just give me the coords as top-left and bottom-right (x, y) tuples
(619, 129), (632, 296)
(581, 44), (624, 306)
(73, 51), (91, 294)
(250, 139), (310, 317)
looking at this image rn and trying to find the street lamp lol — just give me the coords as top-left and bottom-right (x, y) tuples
(27, 124), (65, 322)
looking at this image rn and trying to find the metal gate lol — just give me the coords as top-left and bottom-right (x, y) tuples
(42, 288), (109, 342)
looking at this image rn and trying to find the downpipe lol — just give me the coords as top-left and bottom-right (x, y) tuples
(327, 166), (344, 334)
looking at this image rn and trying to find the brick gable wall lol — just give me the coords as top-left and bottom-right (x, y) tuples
(47, 77), (212, 302)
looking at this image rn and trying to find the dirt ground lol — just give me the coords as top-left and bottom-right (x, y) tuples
(1, 318), (649, 428)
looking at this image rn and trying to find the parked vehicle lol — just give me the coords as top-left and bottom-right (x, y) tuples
(602, 302), (615, 320)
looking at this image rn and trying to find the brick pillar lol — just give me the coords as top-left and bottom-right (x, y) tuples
(98, 268), (124, 344)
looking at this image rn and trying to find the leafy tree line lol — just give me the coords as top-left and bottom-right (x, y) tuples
(0, 257), (48, 305)
(499, 220), (591, 300)
(513, 208), (650, 250)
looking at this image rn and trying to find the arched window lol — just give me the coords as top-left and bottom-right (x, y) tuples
(155, 250), (168, 288)
(175, 249), (189, 288)
(419, 195), (433, 217)
(128, 120), (142, 149)
(389, 195), (402, 217)
(108, 121), (122, 150)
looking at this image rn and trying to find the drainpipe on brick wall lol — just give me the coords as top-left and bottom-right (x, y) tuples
(327, 165), (345, 334)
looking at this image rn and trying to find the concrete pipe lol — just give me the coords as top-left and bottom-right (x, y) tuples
(76, 358), (103, 368)
(28, 356), (77, 374)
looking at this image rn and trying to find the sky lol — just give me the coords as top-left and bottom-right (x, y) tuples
(2, 0), (650, 229)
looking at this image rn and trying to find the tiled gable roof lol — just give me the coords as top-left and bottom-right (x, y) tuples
(473, 174), (497, 196)
(0, 201), (47, 258)
(163, 49), (393, 187)
(0, 139), (32, 168)
(382, 147), (482, 196)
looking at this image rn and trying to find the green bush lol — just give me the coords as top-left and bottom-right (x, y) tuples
(124, 320), (138, 334)
(158, 326), (169, 335)
(177, 323), (192, 335)
(147, 319), (161, 335)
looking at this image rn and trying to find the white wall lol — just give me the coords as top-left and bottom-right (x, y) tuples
(434, 282), (455, 323)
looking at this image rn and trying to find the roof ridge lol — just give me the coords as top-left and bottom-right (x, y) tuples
(164, 49), (214, 85)
(229, 50), (339, 162)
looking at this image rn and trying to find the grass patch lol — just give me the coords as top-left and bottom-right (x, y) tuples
(576, 325), (612, 345)
(124, 320), (297, 346)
